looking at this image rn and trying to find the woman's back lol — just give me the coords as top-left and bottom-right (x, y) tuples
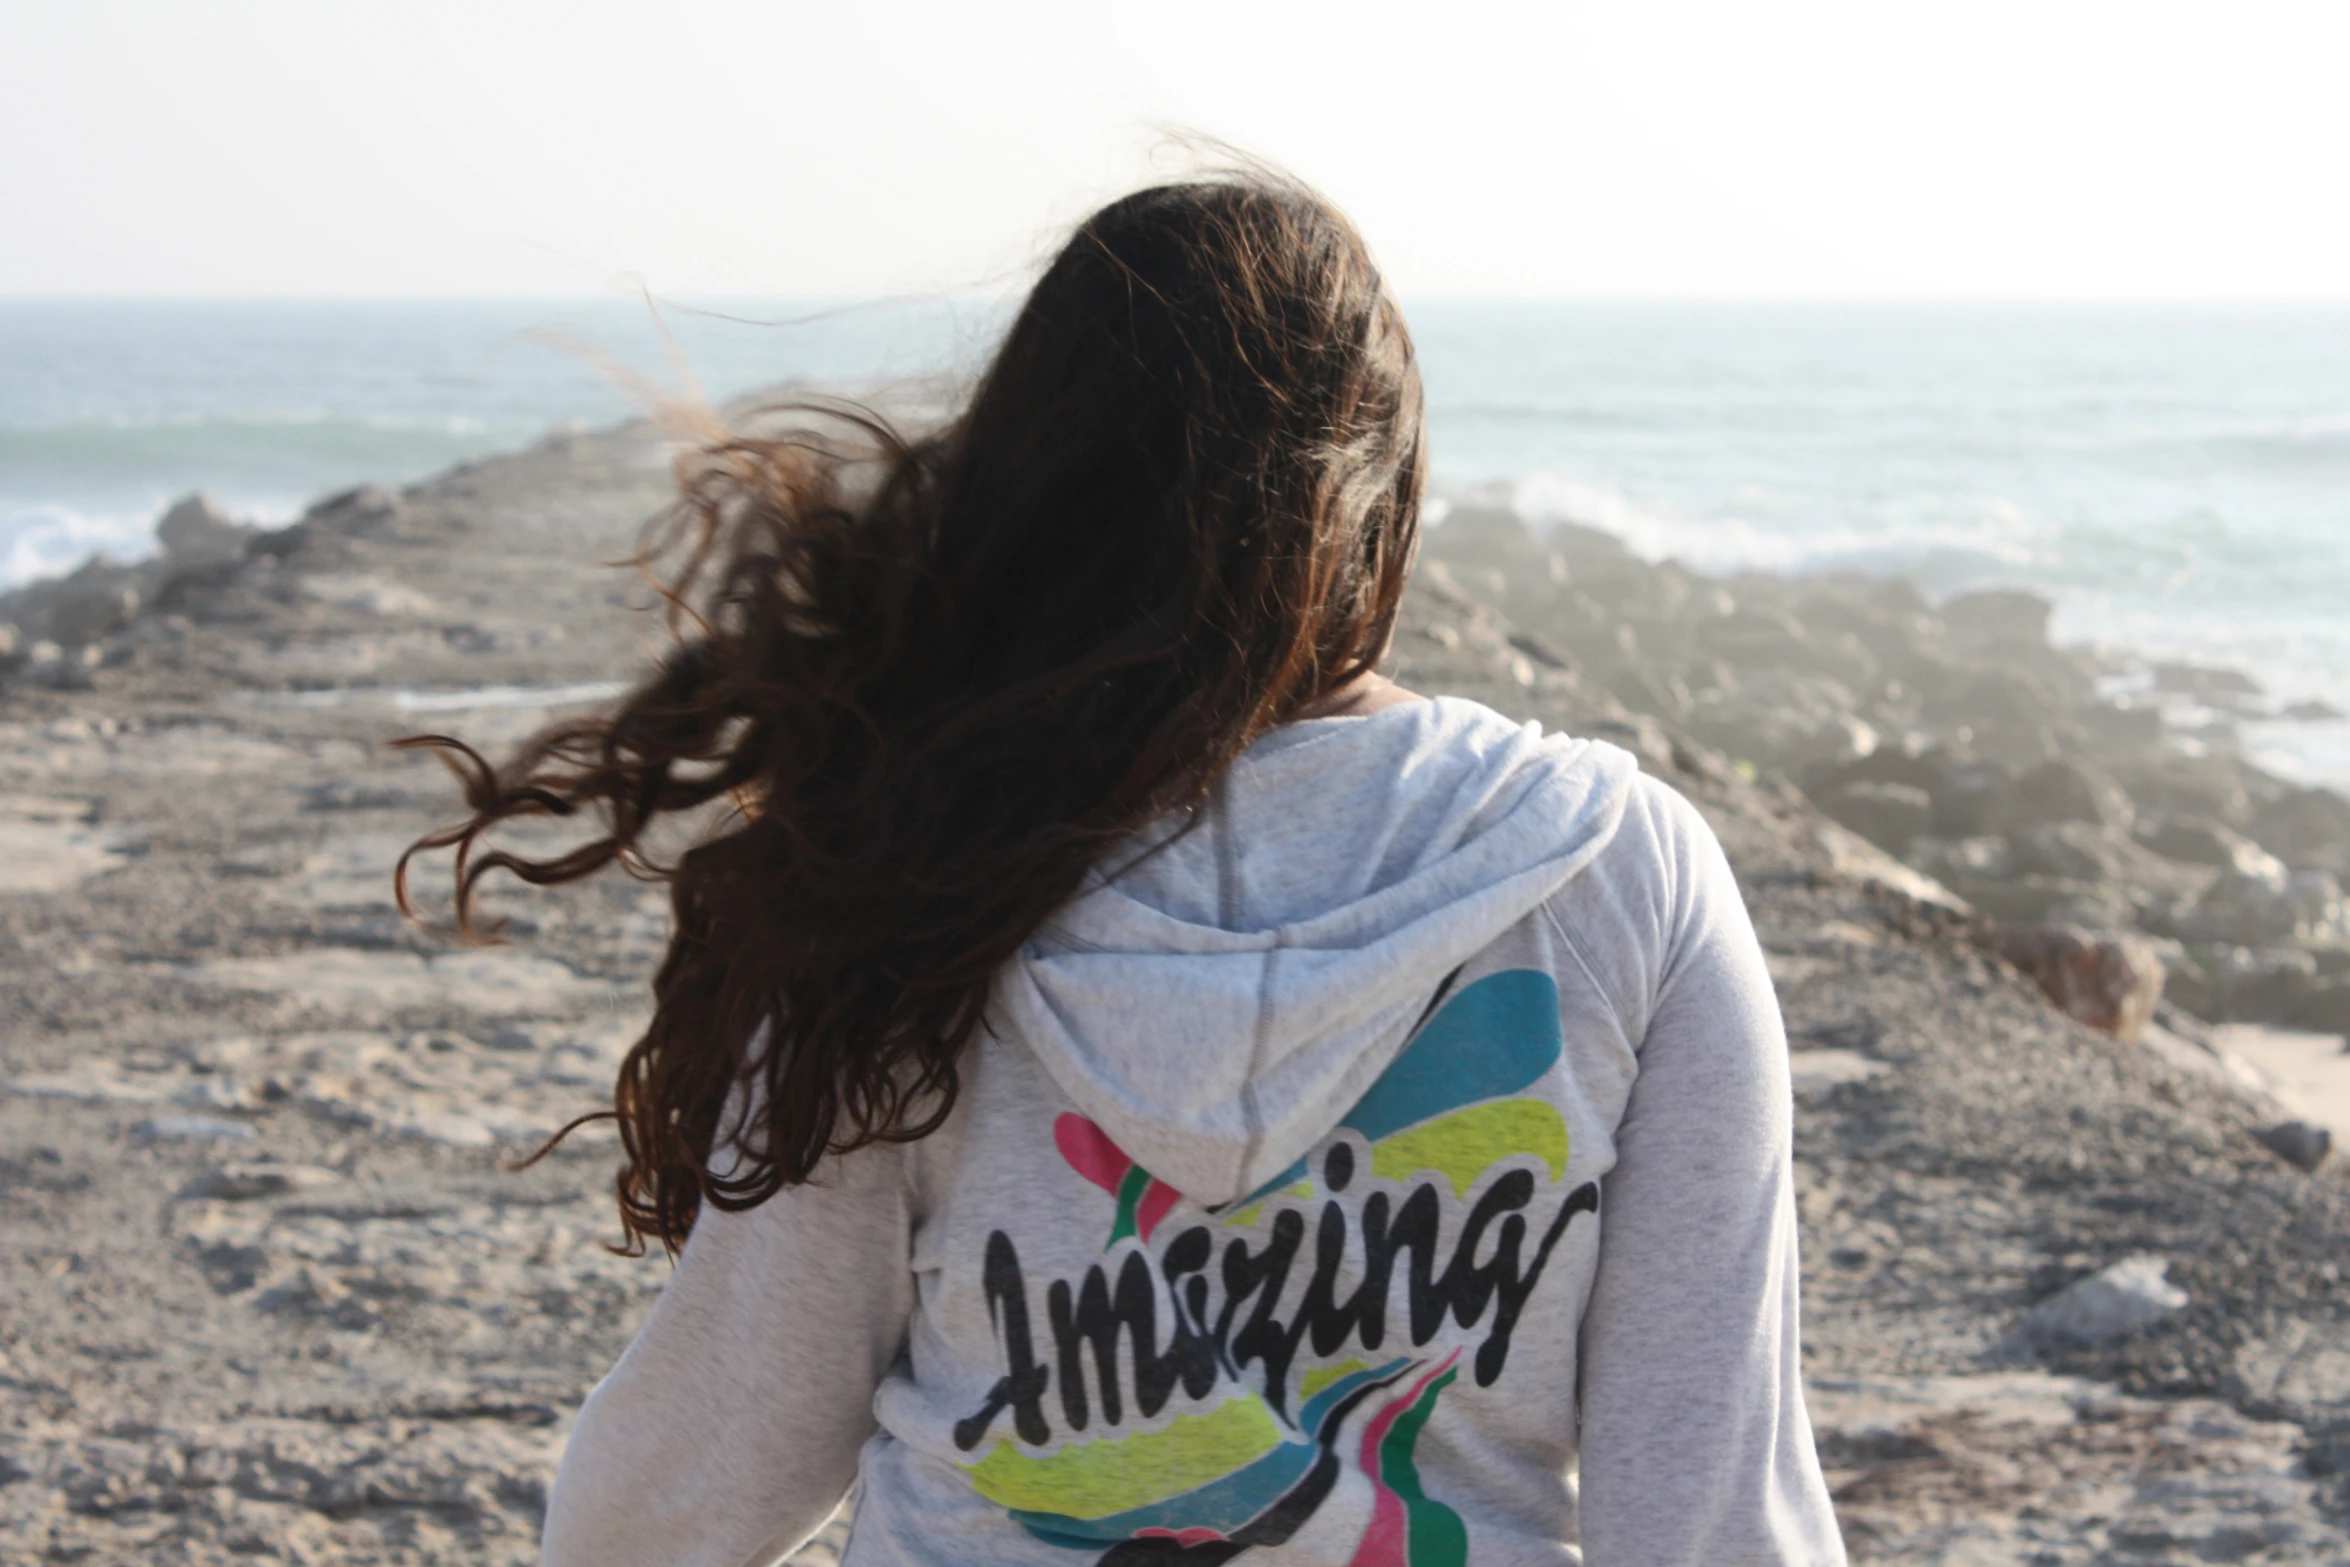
(401, 165), (1842, 1565)
(541, 700), (1842, 1565)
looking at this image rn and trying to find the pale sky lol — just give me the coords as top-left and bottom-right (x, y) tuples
(5, 0), (2348, 300)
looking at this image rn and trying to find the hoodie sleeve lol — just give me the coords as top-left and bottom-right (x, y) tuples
(540, 1138), (916, 1567)
(1570, 780), (1846, 1565)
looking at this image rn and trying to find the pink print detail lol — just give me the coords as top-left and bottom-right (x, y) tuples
(1137, 1527), (1230, 1547)
(1347, 1353), (1462, 1567)
(1053, 1113), (1131, 1195)
(1135, 1180), (1182, 1240)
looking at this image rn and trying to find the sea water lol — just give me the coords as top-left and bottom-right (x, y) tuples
(5, 298), (2346, 782)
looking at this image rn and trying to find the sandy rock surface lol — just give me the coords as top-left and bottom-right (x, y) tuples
(3, 416), (2347, 1563)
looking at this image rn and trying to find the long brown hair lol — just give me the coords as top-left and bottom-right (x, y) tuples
(398, 171), (1426, 1254)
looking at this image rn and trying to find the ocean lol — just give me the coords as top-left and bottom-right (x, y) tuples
(5, 298), (2346, 783)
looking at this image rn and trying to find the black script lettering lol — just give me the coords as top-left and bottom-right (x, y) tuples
(1219, 1208), (1307, 1417)
(952, 1231), (1053, 1450)
(1473, 1180), (1598, 1385)
(1046, 1241), (1221, 1431)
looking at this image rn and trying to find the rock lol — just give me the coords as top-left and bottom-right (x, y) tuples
(2003, 758), (2135, 833)
(1940, 588), (2053, 649)
(2207, 945), (2319, 1023)
(2251, 786), (2350, 873)
(1926, 758), (2012, 838)
(1914, 833), (2015, 885)
(2026, 1255), (2189, 1347)
(186, 1163), (338, 1200)
(1991, 924), (2165, 1042)
(2255, 1121), (2333, 1173)
(30, 558), (144, 647)
(2154, 661), (2263, 701)
(154, 493), (256, 570)
(2081, 702), (2166, 753)
(2285, 699), (2346, 722)
(2176, 869), (2326, 949)
(1819, 780), (1931, 854)
(2117, 754), (2257, 831)
(304, 483), (403, 532)
(2284, 980), (2350, 1035)
(133, 1114), (256, 1143)
(2137, 815), (2287, 883)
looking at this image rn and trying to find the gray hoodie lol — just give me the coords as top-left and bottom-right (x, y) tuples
(542, 697), (1846, 1567)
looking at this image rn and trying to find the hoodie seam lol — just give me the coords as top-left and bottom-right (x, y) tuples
(1213, 768), (1277, 1192)
(1538, 895), (1636, 1054)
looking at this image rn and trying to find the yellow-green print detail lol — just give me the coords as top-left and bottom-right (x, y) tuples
(1368, 1100), (1569, 1198)
(1298, 1358), (1373, 1400)
(961, 1393), (1283, 1519)
(1222, 1179), (1314, 1229)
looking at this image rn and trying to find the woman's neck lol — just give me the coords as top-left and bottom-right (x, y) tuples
(1295, 671), (1424, 720)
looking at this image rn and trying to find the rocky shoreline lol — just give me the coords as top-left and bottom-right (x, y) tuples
(1421, 497), (2350, 1049)
(3, 413), (2347, 1563)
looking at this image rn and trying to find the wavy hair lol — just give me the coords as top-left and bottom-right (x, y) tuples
(398, 171), (1426, 1254)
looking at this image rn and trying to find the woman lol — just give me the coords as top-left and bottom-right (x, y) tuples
(410, 171), (1843, 1566)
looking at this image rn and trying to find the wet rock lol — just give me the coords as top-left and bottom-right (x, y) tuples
(2026, 1255), (2188, 1347)
(1991, 923), (2165, 1041)
(2255, 1120), (2334, 1172)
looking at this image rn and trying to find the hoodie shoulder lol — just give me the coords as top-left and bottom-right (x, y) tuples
(1536, 770), (1727, 1051)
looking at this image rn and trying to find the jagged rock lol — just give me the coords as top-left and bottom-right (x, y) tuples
(1820, 780), (1932, 854)
(155, 493), (257, 569)
(2002, 758), (2135, 833)
(2255, 1121), (2334, 1173)
(2026, 1255), (2189, 1347)
(1940, 587), (2053, 649)
(1991, 924), (2165, 1041)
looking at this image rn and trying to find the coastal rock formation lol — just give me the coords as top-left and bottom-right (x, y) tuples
(1418, 499), (2350, 1050)
(3, 424), (2348, 1563)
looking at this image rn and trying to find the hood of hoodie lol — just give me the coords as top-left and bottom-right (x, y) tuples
(990, 696), (1639, 1209)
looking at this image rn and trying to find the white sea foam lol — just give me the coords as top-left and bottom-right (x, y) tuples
(2, 503), (160, 587)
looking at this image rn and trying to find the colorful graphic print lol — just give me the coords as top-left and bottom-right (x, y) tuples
(954, 968), (1598, 1565)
